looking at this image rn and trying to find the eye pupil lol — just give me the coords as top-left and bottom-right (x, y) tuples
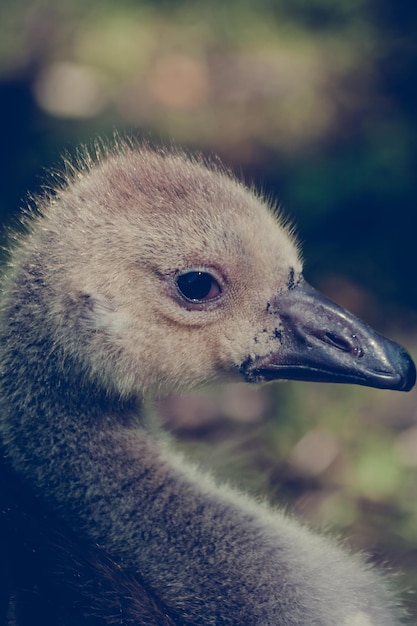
(177, 271), (220, 301)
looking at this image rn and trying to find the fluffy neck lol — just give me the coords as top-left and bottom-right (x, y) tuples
(0, 268), (268, 623)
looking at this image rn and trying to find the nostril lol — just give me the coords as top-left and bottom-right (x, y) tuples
(323, 332), (363, 357)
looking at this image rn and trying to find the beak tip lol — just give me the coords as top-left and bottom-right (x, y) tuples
(377, 341), (416, 392)
(397, 351), (416, 392)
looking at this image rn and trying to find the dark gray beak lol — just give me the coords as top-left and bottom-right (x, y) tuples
(242, 279), (416, 391)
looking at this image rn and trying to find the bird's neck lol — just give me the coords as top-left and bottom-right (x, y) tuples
(0, 333), (218, 619)
(0, 268), (139, 504)
(0, 300), (270, 622)
(0, 325), (140, 498)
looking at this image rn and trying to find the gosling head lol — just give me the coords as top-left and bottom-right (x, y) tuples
(19, 144), (415, 399)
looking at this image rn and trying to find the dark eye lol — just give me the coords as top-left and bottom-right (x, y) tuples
(176, 271), (222, 302)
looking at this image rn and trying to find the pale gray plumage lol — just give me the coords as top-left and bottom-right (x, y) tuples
(0, 142), (414, 625)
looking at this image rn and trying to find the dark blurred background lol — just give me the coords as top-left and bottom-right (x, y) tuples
(1, 0), (417, 619)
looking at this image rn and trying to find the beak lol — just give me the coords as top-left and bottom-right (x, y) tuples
(241, 279), (416, 391)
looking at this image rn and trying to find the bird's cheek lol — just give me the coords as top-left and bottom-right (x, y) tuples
(216, 319), (281, 374)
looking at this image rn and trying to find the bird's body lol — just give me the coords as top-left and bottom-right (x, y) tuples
(0, 143), (414, 625)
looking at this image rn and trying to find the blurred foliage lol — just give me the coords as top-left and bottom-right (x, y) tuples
(1, 0), (417, 620)
(0, 0), (416, 309)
